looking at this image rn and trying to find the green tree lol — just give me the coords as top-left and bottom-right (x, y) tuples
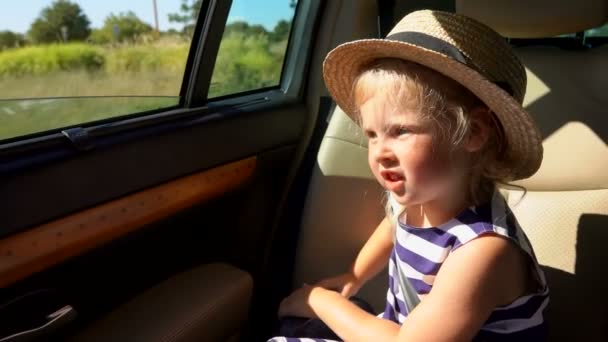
(270, 20), (290, 43)
(0, 31), (26, 50)
(28, 0), (91, 44)
(168, 0), (202, 35)
(224, 21), (268, 37)
(89, 12), (153, 44)
(211, 30), (288, 97)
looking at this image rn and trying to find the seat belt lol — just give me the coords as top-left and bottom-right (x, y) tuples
(393, 255), (421, 314)
(387, 193), (421, 314)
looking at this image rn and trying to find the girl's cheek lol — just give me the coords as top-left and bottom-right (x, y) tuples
(407, 142), (449, 183)
(421, 151), (457, 188)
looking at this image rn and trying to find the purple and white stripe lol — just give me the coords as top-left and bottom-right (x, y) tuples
(381, 191), (549, 339)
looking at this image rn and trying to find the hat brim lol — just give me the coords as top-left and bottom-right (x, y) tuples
(323, 39), (543, 181)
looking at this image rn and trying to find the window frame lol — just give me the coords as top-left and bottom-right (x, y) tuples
(0, 0), (319, 172)
(202, 0), (322, 108)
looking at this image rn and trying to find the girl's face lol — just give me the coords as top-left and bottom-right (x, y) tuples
(360, 93), (468, 207)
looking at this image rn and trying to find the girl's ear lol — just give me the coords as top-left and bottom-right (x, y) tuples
(464, 107), (491, 152)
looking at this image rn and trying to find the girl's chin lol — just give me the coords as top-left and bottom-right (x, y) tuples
(383, 180), (405, 193)
(389, 190), (413, 205)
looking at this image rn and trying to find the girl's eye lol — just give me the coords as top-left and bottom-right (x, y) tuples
(393, 126), (409, 136)
(364, 130), (377, 139)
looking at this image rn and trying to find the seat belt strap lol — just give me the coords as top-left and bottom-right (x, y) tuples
(394, 255), (421, 314)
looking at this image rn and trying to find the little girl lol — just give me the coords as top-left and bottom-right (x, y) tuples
(269, 10), (549, 342)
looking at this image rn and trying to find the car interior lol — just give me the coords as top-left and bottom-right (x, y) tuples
(0, 0), (606, 341)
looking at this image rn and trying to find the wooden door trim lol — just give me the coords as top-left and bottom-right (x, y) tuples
(0, 157), (256, 287)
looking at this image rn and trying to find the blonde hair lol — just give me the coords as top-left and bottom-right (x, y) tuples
(353, 59), (508, 208)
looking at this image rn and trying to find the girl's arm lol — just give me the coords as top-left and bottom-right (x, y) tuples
(394, 235), (529, 341)
(316, 217), (395, 297)
(283, 234), (527, 342)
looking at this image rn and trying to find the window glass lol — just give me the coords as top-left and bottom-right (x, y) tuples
(586, 22), (608, 37)
(0, 0), (198, 141)
(554, 22), (608, 39)
(209, 0), (297, 98)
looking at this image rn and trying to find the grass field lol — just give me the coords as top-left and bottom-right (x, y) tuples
(0, 70), (182, 140)
(0, 39), (187, 141)
(0, 33), (287, 141)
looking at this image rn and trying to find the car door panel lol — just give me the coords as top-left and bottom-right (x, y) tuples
(0, 0), (320, 340)
(1, 142), (297, 340)
(0, 157), (256, 288)
(66, 263), (253, 342)
(1, 104), (307, 237)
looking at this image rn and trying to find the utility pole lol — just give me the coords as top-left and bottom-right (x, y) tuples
(153, 0), (160, 32)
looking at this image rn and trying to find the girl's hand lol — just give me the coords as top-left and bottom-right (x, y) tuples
(316, 272), (360, 298)
(278, 284), (320, 318)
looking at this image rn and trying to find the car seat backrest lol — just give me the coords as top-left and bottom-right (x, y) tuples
(458, 1), (608, 340)
(293, 105), (388, 311)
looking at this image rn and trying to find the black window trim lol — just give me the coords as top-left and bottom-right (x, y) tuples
(185, 0), (232, 107)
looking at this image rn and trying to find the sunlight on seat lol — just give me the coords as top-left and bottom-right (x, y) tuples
(522, 68), (551, 108)
(504, 190), (607, 273)
(515, 122), (608, 191)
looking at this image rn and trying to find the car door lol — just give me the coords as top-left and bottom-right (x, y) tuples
(0, 0), (323, 340)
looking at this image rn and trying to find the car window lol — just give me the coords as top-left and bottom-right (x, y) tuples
(0, 1), (198, 142)
(209, 0), (297, 98)
(586, 22), (608, 37)
(0, 0), (299, 142)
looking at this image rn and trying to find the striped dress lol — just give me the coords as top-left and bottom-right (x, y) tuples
(268, 191), (549, 342)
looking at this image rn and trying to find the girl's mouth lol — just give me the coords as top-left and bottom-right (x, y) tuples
(380, 170), (404, 183)
(380, 170), (405, 192)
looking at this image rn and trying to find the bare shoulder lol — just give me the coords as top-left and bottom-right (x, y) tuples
(397, 234), (532, 341)
(436, 234), (530, 306)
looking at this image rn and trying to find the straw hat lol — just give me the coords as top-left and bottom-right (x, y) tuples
(323, 10), (543, 181)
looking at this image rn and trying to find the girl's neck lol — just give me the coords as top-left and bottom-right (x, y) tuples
(405, 193), (470, 228)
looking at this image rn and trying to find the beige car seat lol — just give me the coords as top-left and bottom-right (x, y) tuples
(294, 0), (608, 340)
(458, 1), (608, 340)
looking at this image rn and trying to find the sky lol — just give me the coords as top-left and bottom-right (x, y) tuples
(1, 0), (296, 34)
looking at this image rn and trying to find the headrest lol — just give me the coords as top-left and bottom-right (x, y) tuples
(456, 0), (608, 38)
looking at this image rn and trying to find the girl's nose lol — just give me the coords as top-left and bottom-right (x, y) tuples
(372, 140), (396, 165)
